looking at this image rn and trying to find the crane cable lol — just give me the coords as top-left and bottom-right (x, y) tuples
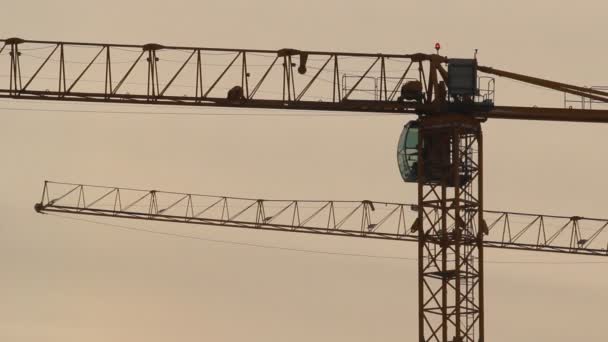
(0, 106), (405, 117)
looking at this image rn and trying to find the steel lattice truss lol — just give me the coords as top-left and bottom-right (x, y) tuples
(0, 38), (432, 113)
(35, 181), (608, 257)
(8, 36), (608, 342)
(3, 38), (608, 122)
(415, 121), (484, 342)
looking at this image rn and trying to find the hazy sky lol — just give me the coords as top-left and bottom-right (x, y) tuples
(1, 1), (607, 341)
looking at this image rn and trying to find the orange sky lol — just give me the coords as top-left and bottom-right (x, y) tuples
(0, 1), (607, 341)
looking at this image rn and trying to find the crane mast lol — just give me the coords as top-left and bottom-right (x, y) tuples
(413, 115), (484, 342)
(4, 37), (608, 342)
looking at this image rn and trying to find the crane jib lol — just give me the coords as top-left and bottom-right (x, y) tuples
(5, 36), (608, 342)
(35, 182), (608, 257)
(1, 37), (608, 121)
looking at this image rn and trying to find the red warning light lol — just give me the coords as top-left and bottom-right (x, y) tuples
(435, 42), (441, 52)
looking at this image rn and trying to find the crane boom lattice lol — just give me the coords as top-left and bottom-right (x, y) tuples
(36, 181), (608, 257)
(3, 38), (608, 122)
(7, 35), (608, 342)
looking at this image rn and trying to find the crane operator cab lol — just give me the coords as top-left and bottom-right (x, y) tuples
(398, 120), (469, 185)
(397, 120), (419, 182)
(397, 120), (451, 184)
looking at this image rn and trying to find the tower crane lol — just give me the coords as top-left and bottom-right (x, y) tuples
(2, 37), (608, 342)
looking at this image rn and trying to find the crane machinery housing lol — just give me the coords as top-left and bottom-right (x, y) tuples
(2, 37), (608, 342)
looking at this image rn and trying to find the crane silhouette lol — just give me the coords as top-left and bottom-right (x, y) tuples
(3, 37), (608, 342)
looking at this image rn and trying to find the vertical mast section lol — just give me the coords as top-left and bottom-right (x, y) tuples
(417, 114), (484, 342)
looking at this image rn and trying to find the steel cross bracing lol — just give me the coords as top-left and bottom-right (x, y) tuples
(415, 116), (484, 342)
(3, 38), (608, 122)
(7, 36), (608, 342)
(35, 181), (608, 257)
(0, 38), (434, 113)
